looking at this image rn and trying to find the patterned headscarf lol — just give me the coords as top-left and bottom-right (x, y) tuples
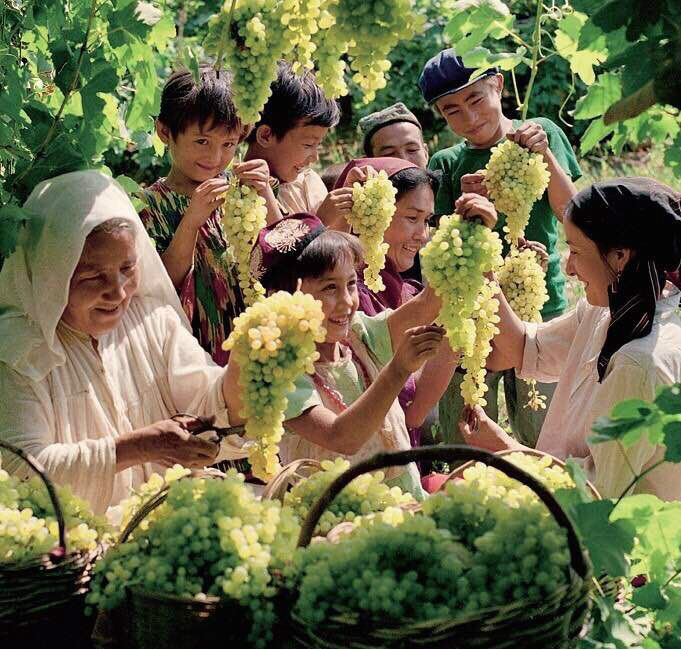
(568, 177), (681, 381)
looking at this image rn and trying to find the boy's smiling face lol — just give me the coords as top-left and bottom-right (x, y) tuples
(258, 122), (329, 183)
(434, 75), (506, 148)
(157, 119), (241, 188)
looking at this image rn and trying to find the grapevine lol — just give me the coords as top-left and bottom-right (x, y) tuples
(498, 247), (550, 410)
(222, 291), (326, 481)
(283, 457), (415, 536)
(420, 213), (503, 406)
(483, 139), (551, 246)
(88, 472), (300, 648)
(348, 169), (397, 292)
(222, 175), (268, 306)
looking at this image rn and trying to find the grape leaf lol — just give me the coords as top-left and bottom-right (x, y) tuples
(574, 72), (622, 119)
(578, 117), (616, 154)
(568, 500), (635, 577)
(632, 582), (668, 610)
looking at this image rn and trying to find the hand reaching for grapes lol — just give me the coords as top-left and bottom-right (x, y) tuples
(316, 187), (355, 230)
(233, 159), (271, 195)
(455, 193), (498, 229)
(184, 177), (231, 230)
(345, 164), (375, 186)
(460, 171), (488, 197)
(507, 122), (549, 154)
(518, 237), (549, 272)
(391, 324), (446, 375)
(458, 405), (521, 452)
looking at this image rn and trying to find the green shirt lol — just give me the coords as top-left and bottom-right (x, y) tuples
(283, 311), (425, 500)
(428, 117), (581, 318)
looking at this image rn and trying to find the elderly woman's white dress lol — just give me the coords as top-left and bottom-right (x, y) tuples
(521, 284), (681, 499)
(0, 171), (233, 517)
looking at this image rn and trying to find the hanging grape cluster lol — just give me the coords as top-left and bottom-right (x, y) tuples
(223, 291), (327, 481)
(483, 139), (551, 246)
(498, 248), (549, 409)
(348, 169), (397, 292)
(222, 175), (268, 306)
(421, 214), (504, 407)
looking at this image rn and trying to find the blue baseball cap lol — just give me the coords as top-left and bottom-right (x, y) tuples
(418, 48), (499, 105)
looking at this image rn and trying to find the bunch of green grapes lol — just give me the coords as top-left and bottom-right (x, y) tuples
(222, 175), (268, 306)
(283, 457), (415, 536)
(348, 169), (397, 292)
(483, 139), (551, 245)
(310, 3), (348, 98)
(293, 515), (474, 626)
(423, 470), (572, 608)
(460, 280), (501, 407)
(322, 0), (425, 103)
(283, 0), (322, 74)
(0, 457), (111, 562)
(223, 291), (326, 481)
(117, 464), (191, 534)
(205, 0), (297, 124)
(421, 213), (503, 406)
(498, 247), (550, 409)
(88, 471), (300, 648)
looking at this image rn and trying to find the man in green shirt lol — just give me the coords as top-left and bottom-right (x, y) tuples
(418, 48), (581, 447)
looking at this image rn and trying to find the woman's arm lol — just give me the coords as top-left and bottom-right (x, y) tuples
(486, 280), (527, 371)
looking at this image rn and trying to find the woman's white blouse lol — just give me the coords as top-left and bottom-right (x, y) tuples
(523, 286), (681, 499)
(0, 296), (230, 516)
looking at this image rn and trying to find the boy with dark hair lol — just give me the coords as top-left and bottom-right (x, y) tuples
(358, 102), (429, 169)
(244, 61), (353, 226)
(419, 48), (581, 448)
(140, 66), (278, 366)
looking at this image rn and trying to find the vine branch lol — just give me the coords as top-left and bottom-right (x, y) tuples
(520, 0), (545, 120)
(11, 0), (98, 188)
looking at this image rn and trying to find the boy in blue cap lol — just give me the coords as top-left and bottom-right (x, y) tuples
(419, 48), (581, 448)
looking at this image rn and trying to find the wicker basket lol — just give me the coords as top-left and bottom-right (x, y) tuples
(443, 447), (602, 499)
(0, 440), (101, 647)
(100, 476), (281, 649)
(289, 445), (593, 649)
(261, 459), (323, 503)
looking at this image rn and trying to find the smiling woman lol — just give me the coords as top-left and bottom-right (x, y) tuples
(0, 171), (245, 519)
(463, 178), (681, 501)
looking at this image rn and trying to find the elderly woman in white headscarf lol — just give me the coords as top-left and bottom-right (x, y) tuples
(0, 171), (239, 517)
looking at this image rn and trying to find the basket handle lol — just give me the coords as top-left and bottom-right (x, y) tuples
(297, 445), (589, 579)
(117, 485), (171, 545)
(0, 439), (67, 552)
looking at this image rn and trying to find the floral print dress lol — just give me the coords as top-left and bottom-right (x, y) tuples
(139, 179), (246, 366)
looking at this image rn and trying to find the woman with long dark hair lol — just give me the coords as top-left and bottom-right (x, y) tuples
(462, 178), (681, 500)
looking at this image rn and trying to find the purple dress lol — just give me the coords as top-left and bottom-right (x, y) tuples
(357, 258), (424, 448)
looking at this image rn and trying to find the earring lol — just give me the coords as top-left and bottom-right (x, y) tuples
(611, 269), (622, 294)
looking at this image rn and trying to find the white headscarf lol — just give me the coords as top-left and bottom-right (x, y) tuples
(0, 170), (188, 382)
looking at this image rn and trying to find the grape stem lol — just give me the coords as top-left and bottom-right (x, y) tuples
(612, 457), (665, 509)
(214, 0), (238, 73)
(520, 0), (544, 121)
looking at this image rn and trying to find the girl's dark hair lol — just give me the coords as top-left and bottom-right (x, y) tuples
(263, 231), (364, 293)
(158, 66), (242, 137)
(247, 61), (340, 143)
(566, 177), (681, 260)
(391, 167), (441, 201)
